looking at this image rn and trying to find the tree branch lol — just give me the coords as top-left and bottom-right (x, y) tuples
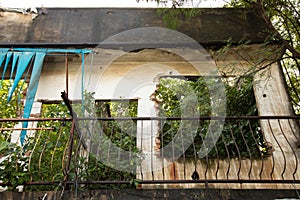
(254, 1), (300, 59)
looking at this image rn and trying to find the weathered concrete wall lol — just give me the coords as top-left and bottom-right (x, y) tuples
(0, 11), (33, 43)
(32, 47), (300, 189)
(36, 48), (213, 100)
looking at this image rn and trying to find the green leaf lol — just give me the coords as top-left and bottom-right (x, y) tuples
(0, 141), (9, 152)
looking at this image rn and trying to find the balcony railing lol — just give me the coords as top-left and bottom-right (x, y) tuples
(0, 116), (299, 191)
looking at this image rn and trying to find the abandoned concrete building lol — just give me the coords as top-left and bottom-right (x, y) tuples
(0, 7), (299, 199)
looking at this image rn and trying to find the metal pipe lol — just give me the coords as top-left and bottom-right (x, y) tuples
(65, 53), (69, 98)
(1, 116), (298, 122)
(0, 117), (72, 122)
(63, 119), (76, 189)
(0, 127), (54, 131)
(2, 179), (300, 187)
(0, 43), (97, 48)
(77, 116), (300, 120)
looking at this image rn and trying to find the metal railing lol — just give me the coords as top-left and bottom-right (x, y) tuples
(0, 116), (299, 190)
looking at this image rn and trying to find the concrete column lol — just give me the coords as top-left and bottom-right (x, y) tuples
(254, 63), (300, 181)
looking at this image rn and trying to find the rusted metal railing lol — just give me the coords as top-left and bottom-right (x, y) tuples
(0, 116), (299, 190)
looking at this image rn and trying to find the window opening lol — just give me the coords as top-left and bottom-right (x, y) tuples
(154, 76), (270, 159)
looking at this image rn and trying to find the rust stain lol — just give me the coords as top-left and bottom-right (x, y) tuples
(167, 162), (181, 188)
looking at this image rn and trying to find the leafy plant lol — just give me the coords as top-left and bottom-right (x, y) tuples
(0, 141), (30, 190)
(157, 8), (199, 29)
(0, 80), (27, 141)
(25, 103), (70, 191)
(0, 80), (32, 191)
(155, 76), (269, 160)
(68, 91), (142, 189)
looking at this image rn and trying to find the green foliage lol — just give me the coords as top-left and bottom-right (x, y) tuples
(156, 77), (269, 159)
(282, 57), (300, 114)
(0, 102), (72, 191)
(0, 93), (140, 191)
(0, 80), (27, 141)
(155, 0), (300, 115)
(0, 80), (31, 191)
(24, 103), (71, 191)
(72, 94), (140, 189)
(0, 141), (30, 190)
(94, 99), (138, 152)
(76, 155), (138, 190)
(226, 0), (300, 114)
(155, 77), (211, 117)
(0, 80), (26, 118)
(157, 8), (199, 29)
(95, 100), (138, 117)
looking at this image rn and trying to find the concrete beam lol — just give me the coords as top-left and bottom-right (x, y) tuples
(0, 8), (270, 46)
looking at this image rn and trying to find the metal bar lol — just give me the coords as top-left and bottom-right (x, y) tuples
(0, 127), (54, 131)
(2, 179), (300, 187)
(63, 119), (76, 189)
(159, 75), (237, 79)
(161, 120), (166, 180)
(0, 42), (98, 47)
(73, 132), (83, 194)
(228, 120), (242, 180)
(50, 124), (64, 180)
(287, 119), (299, 180)
(179, 125), (186, 180)
(239, 120), (252, 180)
(137, 179), (300, 184)
(247, 120), (263, 180)
(278, 119), (296, 180)
(0, 118), (72, 122)
(139, 120), (144, 181)
(276, 120), (287, 180)
(65, 53), (69, 98)
(73, 116), (300, 121)
(97, 121), (103, 161)
(129, 120), (133, 177)
(267, 120), (276, 180)
(106, 121), (113, 164)
(151, 120), (155, 181)
(214, 144), (220, 180)
(205, 155), (209, 188)
(0, 115), (299, 122)
(221, 134), (231, 180)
